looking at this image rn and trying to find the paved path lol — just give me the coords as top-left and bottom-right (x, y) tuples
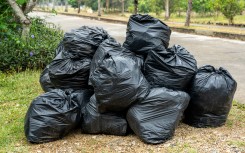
(29, 12), (245, 104)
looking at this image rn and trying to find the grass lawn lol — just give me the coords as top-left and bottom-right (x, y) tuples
(0, 70), (244, 152)
(164, 13), (245, 25)
(0, 70), (43, 152)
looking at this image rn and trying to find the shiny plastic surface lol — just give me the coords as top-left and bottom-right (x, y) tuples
(25, 89), (93, 143)
(184, 65), (237, 127)
(81, 95), (128, 136)
(127, 87), (190, 144)
(123, 14), (171, 56)
(144, 45), (197, 91)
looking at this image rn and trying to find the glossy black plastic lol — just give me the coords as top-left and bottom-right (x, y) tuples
(184, 65), (237, 127)
(127, 87), (190, 144)
(144, 45), (197, 91)
(24, 89), (93, 143)
(123, 14), (171, 56)
(81, 95), (128, 136)
(90, 39), (150, 112)
(63, 26), (109, 58)
(39, 65), (55, 92)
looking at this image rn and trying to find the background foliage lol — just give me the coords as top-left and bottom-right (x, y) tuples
(0, 1), (63, 72)
(68, 0), (244, 22)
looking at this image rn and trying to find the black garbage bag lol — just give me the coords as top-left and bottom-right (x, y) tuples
(89, 38), (132, 75)
(89, 37), (141, 78)
(72, 89), (94, 109)
(55, 42), (65, 56)
(144, 45), (197, 91)
(63, 26), (110, 58)
(90, 52), (150, 113)
(39, 65), (55, 92)
(127, 87), (190, 144)
(24, 89), (93, 143)
(184, 65), (237, 128)
(135, 54), (145, 70)
(123, 14), (171, 56)
(49, 53), (91, 90)
(81, 95), (128, 136)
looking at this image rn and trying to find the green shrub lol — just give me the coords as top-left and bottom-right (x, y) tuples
(0, 18), (63, 72)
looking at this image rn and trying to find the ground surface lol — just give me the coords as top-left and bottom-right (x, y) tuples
(1, 71), (244, 153)
(30, 12), (245, 104)
(7, 12), (243, 153)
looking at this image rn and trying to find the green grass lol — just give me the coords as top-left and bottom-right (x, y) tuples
(135, 12), (245, 25)
(227, 101), (245, 129)
(167, 142), (198, 153)
(0, 70), (43, 152)
(227, 140), (245, 148)
(164, 13), (245, 25)
(148, 12), (245, 25)
(0, 70), (244, 152)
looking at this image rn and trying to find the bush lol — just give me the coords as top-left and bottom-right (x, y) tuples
(220, 0), (244, 24)
(0, 18), (63, 72)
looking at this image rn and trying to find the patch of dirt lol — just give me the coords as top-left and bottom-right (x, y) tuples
(28, 122), (245, 153)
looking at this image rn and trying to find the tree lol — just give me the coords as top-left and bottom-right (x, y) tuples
(134, 0), (138, 14)
(6, 0), (37, 40)
(163, 0), (187, 17)
(52, 0), (56, 10)
(138, 0), (151, 13)
(165, 0), (169, 20)
(46, 0), (49, 10)
(219, 0), (244, 24)
(192, 0), (212, 16)
(68, 0), (77, 8)
(185, 0), (192, 26)
(146, 0), (162, 16)
(83, 0), (98, 11)
(173, 0), (187, 17)
(24, 0), (37, 14)
(209, 0), (223, 17)
(121, 0), (125, 15)
(64, 0), (68, 12)
(77, 0), (81, 13)
(98, 0), (101, 16)
(40, 0), (45, 9)
(61, 0), (64, 10)
(52, 0), (56, 11)
(106, 0), (109, 12)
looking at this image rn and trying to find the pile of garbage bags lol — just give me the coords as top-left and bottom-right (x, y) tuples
(25, 14), (237, 144)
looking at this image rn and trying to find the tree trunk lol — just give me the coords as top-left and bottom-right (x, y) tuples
(185, 0), (192, 27)
(41, 0), (45, 9)
(77, 0), (81, 13)
(121, 0), (124, 15)
(7, 0), (31, 40)
(46, 0), (49, 10)
(98, 0), (101, 16)
(177, 1), (181, 17)
(165, 0), (170, 20)
(64, 0), (68, 12)
(24, 0), (38, 14)
(229, 17), (233, 25)
(52, 0), (55, 11)
(106, 0), (109, 12)
(134, 0), (138, 15)
(22, 23), (31, 39)
(61, 0), (64, 10)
